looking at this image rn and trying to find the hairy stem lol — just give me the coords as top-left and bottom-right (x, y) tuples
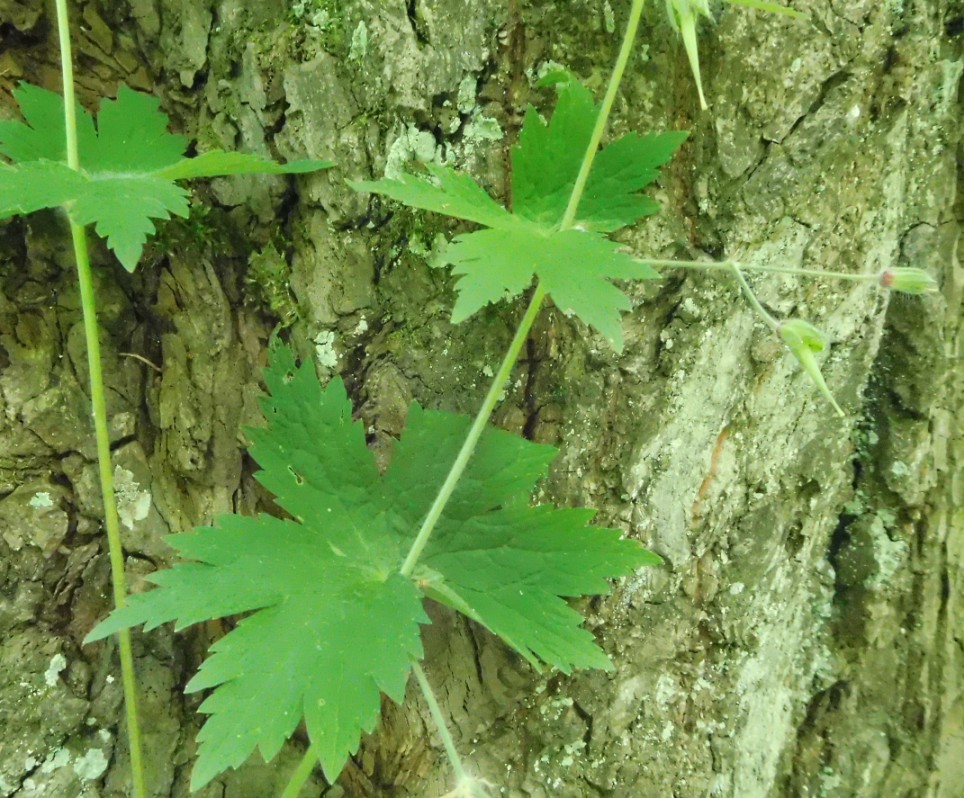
(412, 663), (468, 784)
(280, 745), (320, 798)
(641, 257), (879, 283)
(55, 2), (146, 796)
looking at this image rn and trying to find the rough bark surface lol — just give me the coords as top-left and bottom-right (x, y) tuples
(0, 1), (961, 797)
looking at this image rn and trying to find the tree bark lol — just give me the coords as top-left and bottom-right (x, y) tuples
(0, 1), (960, 796)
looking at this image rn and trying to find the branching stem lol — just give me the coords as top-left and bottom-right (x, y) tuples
(54, 2), (146, 796)
(399, 0), (648, 577)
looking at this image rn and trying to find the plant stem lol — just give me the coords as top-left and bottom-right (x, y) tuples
(560, 0), (646, 230)
(54, 2), (146, 797)
(641, 257), (879, 283)
(280, 745), (320, 798)
(412, 663), (468, 784)
(399, 0), (648, 579)
(399, 282), (546, 577)
(398, 5), (649, 789)
(730, 263), (780, 332)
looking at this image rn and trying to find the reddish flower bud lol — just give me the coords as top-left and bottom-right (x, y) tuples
(878, 267), (938, 295)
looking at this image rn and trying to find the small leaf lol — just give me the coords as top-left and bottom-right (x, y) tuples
(352, 76), (685, 350)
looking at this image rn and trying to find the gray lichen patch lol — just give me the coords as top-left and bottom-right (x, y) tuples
(112, 466), (151, 533)
(43, 654), (67, 688)
(0, 629), (88, 795)
(0, 481), (70, 559)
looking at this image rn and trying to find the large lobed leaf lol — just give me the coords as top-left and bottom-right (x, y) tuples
(87, 341), (658, 788)
(351, 77), (687, 351)
(0, 83), (331, 271)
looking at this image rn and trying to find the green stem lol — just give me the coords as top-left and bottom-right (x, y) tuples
(399, 282), (546, 577)
(399, 0), (648, 579)
(54, 2), (146, 797)
(412, 663), (468, 785)
(399, 6), (651, 786)
(280, 745), (320, 798)
(730, 263), (780, 332)
(560, 0), (646, 230)
(641, 257), (879, 283)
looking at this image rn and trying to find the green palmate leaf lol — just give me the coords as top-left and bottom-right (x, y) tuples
(80, 86), (187, 172)
(579, 129), (690, 232)
(0, 83), (332, 271)
(0, 161), (85, 217)
(351, 77), (686, 351)
(90, 512), (426, 790)
(511, 81), (597, 226)
(388, 405), (661, 672)
(71, 177), (190, 269)
(87, 341), (656, 788)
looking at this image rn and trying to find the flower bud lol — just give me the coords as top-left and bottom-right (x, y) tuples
(877, 267), (938, 295)
(778, 319), (844, 418)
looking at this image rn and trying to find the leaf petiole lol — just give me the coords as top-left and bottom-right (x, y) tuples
(559, 0), (647, 229)
(396, 4), (652, 789)
(399, 282), (546, 576)
(725, 0), (809, 20)
(730, 263), (781, 332)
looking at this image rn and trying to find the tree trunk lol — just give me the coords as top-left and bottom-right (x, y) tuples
(0, 1), (960, 796)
